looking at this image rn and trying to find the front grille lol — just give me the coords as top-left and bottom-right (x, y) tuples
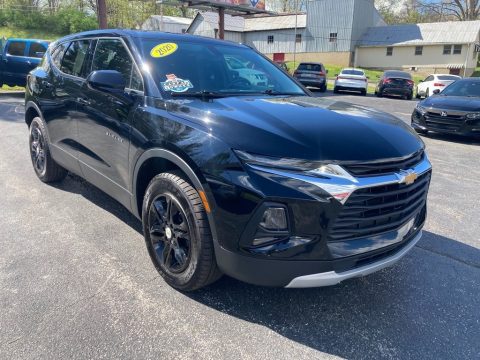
(343, 150), (424, 177)
(425, 113), (464, 132)
(329, 170), (431, 241)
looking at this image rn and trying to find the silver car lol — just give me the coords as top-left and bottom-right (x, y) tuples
(334, 68), (368, 95)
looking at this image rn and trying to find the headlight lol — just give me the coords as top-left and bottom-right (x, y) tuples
(415, 103), (427, 115)
(234, 150), (357, 203)
(466, 113), (480, 119)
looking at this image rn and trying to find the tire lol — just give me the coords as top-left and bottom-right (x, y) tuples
(361, 89), (367, 96)
(425, 88), (430, 98)
(376, 90), (382, 98)
(406, 93), (413, 100)
(320, 84), (327, 92)
(142, 172), (221, 291)
(333, 87), (339, 94)
(29, 117), (67, 183)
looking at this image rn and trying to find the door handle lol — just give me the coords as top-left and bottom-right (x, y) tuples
(77, 97), (91, 106)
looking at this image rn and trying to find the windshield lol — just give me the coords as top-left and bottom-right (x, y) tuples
(440, 80), (480, 97)
(341, 69), (364, 76)
(141, 40), (306, 96)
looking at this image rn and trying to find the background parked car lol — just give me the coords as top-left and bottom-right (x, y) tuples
(416, 74), (461, 98)
(375, 70), (414, 100)
(293, 62), (327, 92)
(0, 38), (49, 87)
(225, 55), (268, 87)
(333, 68), (368, 95)
(412, 77), (480, 137)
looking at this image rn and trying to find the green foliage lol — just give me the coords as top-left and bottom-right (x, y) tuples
(0, 7), (97, 37)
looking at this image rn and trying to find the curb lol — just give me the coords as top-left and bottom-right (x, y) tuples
(0, 91), (25, 98)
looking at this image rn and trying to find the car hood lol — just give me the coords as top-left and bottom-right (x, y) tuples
(422, 95), (480, 112)
(166, 96), (423, 162)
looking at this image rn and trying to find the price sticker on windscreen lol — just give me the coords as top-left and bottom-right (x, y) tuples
(150, 43), (178, 58)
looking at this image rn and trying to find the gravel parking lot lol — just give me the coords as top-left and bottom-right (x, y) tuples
(0, 91), (478, 359)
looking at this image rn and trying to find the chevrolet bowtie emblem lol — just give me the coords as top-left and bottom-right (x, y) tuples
(398, 170), (418, 185)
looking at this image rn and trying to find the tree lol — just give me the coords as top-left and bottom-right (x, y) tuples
(418, 0), (480, 21)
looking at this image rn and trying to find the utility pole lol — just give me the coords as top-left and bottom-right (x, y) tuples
(218, 8), (225, 40)
(293, 0), (298, 66)
(97, 0), (108, 29)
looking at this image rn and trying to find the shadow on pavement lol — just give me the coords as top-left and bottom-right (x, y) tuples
(185, 231), (479, 358)
(51, 173), (143, 234)
(420, 132), (480, 146)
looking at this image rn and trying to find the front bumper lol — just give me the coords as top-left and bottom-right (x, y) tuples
(286, 230), (421, 287)
(212, 153), (431, 287)
(215, 229), (423, 287)
(412, 109), (480, 136)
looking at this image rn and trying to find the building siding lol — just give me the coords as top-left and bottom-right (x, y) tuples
(245, 29), (306, 53)
(356, 44), (478, 76)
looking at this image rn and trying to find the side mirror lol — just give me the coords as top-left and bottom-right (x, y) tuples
(334, 73), (338, 77)
(366, 76), (370, 79)
(432, 89), (441, 95)
(87, 70), (126, 93)
(419, 80), (424, 83)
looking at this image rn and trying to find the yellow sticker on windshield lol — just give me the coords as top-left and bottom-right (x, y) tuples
(150, 43), (178, 58)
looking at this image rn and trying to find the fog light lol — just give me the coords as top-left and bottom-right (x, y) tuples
(259, 207), (287, 231)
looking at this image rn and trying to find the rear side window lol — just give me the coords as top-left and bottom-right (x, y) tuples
(29, 42), (47, 58)
(7, 41), (26, 56)
(298, 63), (323, 72)
(61, 40), (90, 77)
(92, 38), (143, 91)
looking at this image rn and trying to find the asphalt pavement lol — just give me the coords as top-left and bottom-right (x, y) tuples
(0, 92), (479, 359)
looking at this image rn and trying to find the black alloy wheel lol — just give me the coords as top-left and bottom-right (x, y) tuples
(142, 172), (221, 291)
(30, 122), (46, 176)
(29, 117), (67, 183)
(148, 194), (192, 274)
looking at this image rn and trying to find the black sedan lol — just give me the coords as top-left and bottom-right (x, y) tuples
(411, 78), (480, 137)
(375, 70), (414, 100)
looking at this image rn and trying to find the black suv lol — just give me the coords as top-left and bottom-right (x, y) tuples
(26, 30), (432, 291)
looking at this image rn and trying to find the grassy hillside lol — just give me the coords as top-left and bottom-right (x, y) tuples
(0, 26), (62, 41)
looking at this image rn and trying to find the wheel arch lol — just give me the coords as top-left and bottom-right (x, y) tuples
(25, 101), (43, 128)
(132, 148), (208, 218)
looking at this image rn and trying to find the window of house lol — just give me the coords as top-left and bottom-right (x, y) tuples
(329, 33), (337, 42)
(386, 47), (393, 56)
(415, 46), (423, 56)
(60, 40), (90, 77)
(295, 33), (302, 44)
(6, 41), (26, 56)
(453, 44), (462, 54)
(443, 45), (452, 55)
(267, 35), (274, 44)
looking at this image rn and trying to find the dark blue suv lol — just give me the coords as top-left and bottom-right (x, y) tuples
(1, 38), (49, 87)
(25, 30), (431, 291)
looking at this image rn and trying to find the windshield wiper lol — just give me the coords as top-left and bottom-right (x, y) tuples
(170, 90), (229, 99)
(262, 89), (305, 96)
